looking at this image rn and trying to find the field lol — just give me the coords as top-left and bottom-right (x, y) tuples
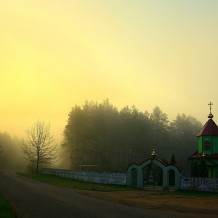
(19, 173), (218, 217)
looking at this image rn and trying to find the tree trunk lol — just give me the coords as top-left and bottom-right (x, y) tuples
(36, 161), (39, 174)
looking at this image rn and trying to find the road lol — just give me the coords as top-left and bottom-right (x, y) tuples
(0, 171), (175, 218)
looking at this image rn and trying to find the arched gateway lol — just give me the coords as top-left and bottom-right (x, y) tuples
(126, 152), (182, 190)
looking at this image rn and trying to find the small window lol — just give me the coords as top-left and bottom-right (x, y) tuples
(204, 140), (211, 151)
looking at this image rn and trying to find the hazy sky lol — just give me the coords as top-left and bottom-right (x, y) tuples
(1, 0), (218, 139)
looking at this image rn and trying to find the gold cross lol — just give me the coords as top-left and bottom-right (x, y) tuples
(208, 102), (213, 114)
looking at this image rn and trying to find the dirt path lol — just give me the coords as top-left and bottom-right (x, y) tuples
(0, 171), (174, 218)
(87, 191), (218, 218)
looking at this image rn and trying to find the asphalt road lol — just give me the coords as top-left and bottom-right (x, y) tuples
(0, 171), (174, 218)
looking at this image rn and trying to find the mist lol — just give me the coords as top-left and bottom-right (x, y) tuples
(0, 98), (205, 175)
(0, 133), (26, 171)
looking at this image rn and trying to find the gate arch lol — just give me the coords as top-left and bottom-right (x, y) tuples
(127, 158), (182, 190)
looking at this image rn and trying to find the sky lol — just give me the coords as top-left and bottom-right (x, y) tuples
(1, 0), (218, 140)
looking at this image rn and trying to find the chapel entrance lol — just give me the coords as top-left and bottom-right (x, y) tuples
(143, 164), (163, 190)
(126, 149), (182, 190)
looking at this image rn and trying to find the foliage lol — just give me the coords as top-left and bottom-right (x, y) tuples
(21, 121), (59, 174)
(169, 114), (202, 172)
(0, 193), (16, 218)
(63, 99), (202, 173)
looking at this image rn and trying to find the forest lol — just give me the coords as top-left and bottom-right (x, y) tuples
(0, 99), (203, 174)
(62, 99), (202, 174)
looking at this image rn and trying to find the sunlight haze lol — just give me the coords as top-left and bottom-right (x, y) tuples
(1, 0), (218, 139)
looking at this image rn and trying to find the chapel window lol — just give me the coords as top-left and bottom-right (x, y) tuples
(204, 139), (211, 151)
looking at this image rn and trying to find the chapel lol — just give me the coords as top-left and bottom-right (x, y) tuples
(189, 102), (218, 178)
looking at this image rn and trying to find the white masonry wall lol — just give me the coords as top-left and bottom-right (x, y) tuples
(42, 168), (126, 185)
(180, 177), (218, 192)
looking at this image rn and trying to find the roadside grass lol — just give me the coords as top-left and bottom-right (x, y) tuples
(18, 173), (218, 198)
(0, 193), (16, 218)
(175, 189), (218, 198)
(18, 172), (133, 192)
(17, 173), (218, 215)
(18, 172), (218, 197)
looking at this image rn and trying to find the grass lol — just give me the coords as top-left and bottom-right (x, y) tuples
(18, 172), (218, 197)
(18, 173), (218, 216)
(174, 189), (218, 198)
(18, 172), (132, 192)
(0, 193), (16, 218)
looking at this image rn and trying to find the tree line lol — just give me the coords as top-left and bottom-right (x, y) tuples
(63, 99), (202, 173)
(0, 99), (203, 174)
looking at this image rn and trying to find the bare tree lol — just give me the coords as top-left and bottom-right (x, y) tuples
(22, 120), (59, 174)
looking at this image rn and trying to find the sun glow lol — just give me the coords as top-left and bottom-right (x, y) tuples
(1, 0), (218, 138)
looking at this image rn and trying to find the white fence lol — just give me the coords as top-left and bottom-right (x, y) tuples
(42, 168), (126, 185)
(42, 169), (218, 192)
(180, 177), (218, 192)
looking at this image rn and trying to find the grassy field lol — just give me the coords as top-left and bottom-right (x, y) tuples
(19, 173), (218, 217)
(0, 193), (16, 218)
